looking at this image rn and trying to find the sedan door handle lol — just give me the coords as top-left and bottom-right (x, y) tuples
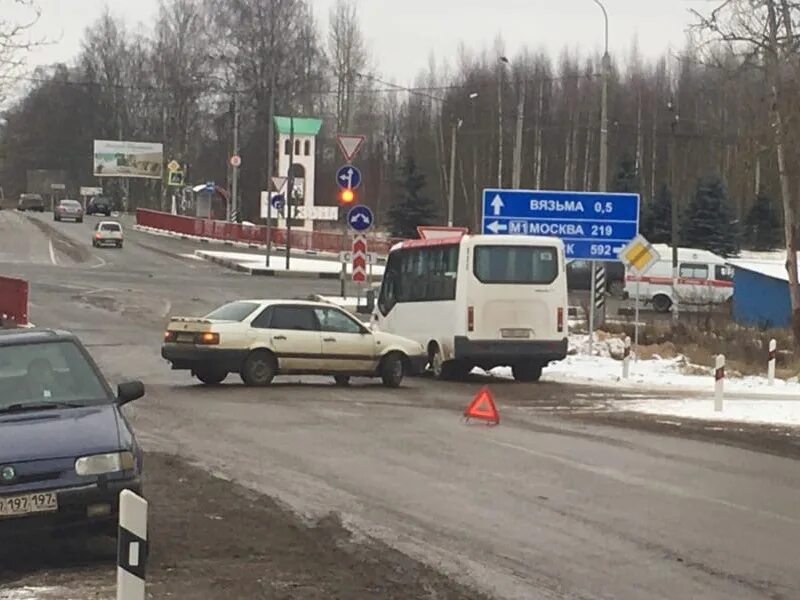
(323, 337), (336, 342)
(273, 335), (287, 340)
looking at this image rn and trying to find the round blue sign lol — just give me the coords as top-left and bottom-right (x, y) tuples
(347, 204), (374, 232)
(336, 165), (362, 190)
(270, 194), (285, 210)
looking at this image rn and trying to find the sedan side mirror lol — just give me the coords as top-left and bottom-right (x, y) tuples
(117, 380), (145, 405)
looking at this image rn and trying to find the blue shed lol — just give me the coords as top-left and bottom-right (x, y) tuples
(730, 260), (791, 328)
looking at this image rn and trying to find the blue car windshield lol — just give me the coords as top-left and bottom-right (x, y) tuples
(0, 341), (111, 409)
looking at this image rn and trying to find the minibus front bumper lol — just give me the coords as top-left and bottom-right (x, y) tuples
(453, 337), (568, 365)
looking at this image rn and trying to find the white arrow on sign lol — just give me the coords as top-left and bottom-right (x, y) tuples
(491, 194), (505, 216)
(339, 168), (354, 187)
(486, 221), (508, 234)
(350, 213), (371, 226)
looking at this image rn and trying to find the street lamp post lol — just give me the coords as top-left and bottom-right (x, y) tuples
(592, 0), (610, 194)
(589, 0), (610, 354)
(447, 92), (478, 228)
(501, 55), (526, 189)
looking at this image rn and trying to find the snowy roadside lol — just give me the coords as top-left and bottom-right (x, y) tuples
(608, 397), (800, 427)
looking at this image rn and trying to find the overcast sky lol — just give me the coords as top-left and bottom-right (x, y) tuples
(17, 0), (714, 84)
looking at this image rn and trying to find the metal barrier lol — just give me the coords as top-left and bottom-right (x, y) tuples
(0, 276), (28, 326)
(135, 209), (396, 255)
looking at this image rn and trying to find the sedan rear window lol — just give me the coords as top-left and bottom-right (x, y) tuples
(100, 223), (121, 232)
(60, 200), (81, 207)
(204, 301), (259, 322)
(473, 245), (559, 284)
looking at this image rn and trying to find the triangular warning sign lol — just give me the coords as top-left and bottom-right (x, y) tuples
(464, 386), (499, 425)
(337, 134), (365, 162)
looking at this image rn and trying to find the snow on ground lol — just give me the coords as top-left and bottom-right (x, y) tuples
(196, 250), (385, 276)
(483, 332), (800, 399)
(612, 397), (800, 427)
(0, 587), (74, 599)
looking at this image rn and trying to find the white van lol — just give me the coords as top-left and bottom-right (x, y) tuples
(625, 245), (733, 312)
(372, 234), (569, 382)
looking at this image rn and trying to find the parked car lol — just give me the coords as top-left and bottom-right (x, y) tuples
(86, 197), (112, 216)
(0, 328), (145, 538)
(54, 199), (84, 222)
(566, 260), (626, 297)
(17, 194), (45, 212)
(162, 299), (428, 388)
(92, 221), (124, 248)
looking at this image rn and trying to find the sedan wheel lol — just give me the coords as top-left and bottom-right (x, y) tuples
(193, 367), (228, 385)
(380, 353), (404, 388)
(241, 350), (276, 386)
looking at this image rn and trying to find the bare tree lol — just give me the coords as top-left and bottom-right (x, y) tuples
(328, 0), (367, 132)
(0, 0), (42, 103)
(694, 0), (800, 344)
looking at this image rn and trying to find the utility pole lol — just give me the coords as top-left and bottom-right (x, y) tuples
(512, 78), (526, 188)
(285, 117), (294, 270)
(231, 92), (240, 222)
(447, 119), (460, 227)
(668, 100), (680, 323)
(497, 62), (504, 188)
(589, 0), (610, 355)
(265, 69), (275, 266)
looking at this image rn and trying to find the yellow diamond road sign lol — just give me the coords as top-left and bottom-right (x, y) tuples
(167, 160), (181, 172)
(618, 234), (660, 275)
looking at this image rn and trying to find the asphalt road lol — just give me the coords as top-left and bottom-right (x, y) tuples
(2, 209), (799, 600)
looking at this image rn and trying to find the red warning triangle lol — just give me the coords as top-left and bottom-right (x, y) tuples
(464, 386), (499, 425)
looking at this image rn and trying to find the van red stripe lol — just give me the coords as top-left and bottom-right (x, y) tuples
(626, 275), (733, 289)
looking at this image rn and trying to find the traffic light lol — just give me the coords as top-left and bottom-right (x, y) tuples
(339, 188), (355, 204)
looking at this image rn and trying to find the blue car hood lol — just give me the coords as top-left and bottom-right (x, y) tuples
(0, 405), (122, 462)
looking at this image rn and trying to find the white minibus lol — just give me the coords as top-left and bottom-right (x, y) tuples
(372, 234), (568, 382)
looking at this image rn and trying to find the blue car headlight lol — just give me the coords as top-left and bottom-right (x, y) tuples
(75, 451), (135, 476)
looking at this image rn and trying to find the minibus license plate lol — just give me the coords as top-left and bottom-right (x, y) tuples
(501, 329), (530, 339)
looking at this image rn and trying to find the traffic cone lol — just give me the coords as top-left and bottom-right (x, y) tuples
(464, 386), (499, 425)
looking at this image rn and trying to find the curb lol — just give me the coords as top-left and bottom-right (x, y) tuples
(197, 252), (347, 280)
(133, 225), (341, 259)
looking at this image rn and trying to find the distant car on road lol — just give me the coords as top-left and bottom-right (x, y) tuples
(17, 194), (45, 212)
(54, 199), (84, 223)
(162, 299), (427, 388)
(566, 260), (626, 297)
(92, 220), (124, 248)
(86, 196), (112, 216)
(0, 328), (145, 539)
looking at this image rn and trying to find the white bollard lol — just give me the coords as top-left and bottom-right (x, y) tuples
(768, 338), (776, 386)
(622, 336), (631, 379)
(714, 354), (725, 412)
(117, 490), (148, 600)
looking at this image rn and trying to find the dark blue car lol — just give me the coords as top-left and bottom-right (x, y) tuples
(0, 328), (144, 538)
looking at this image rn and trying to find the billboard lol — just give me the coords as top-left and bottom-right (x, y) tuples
(93, 140), (164, 179)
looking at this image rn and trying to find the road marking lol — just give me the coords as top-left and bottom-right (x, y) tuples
(90, 254), (107, 269)
(161, 300), (172, 318)
(48, 240), (57, 265)
(487, 439), (800, 525)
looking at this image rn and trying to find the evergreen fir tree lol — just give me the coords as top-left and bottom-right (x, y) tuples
(682, 175), (739, 257)
(611, 153), (639, 194)
(641, 184), (672, 243)
(744, 192), (783, 250)
(387, 154), (438, 238)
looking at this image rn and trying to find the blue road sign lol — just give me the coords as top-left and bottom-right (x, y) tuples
(481, 188), (640, 260)
(271, 194), (285, 210)
(336, 165), (362, 190)
(347, 204), (374, 232)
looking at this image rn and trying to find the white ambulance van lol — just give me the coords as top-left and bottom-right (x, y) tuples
(624, 245), (734, 312)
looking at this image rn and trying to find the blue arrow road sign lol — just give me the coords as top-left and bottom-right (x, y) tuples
(347, 204), (374, 232)
(336, 165), (362, 190)
(270, 194), (285, 210)
(481, 188), (640, 260)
